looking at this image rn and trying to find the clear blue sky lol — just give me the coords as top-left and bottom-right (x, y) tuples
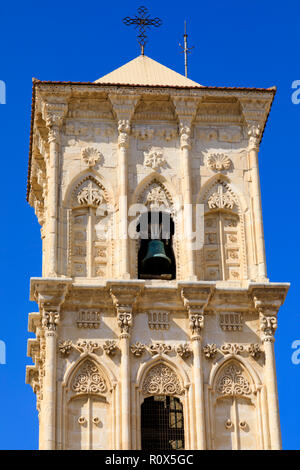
(0, 0), (298, 450)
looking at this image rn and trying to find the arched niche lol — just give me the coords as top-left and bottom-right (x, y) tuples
(197, 176), (248, 282)
(61, 356), (116, 450)
(60, 172), (115, 278)
(130, 175), (182, 280)
(205, 357), (267, 450)
(132, 357), (191, 450)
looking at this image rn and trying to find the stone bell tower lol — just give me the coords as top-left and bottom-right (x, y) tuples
(26, 54), (289, 450)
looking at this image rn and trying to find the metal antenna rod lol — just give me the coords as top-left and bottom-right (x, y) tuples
(179, 21), (194, 78)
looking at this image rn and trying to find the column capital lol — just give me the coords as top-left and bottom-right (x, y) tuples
(247, 123), (261, 152)
(117, 119), (131, 149)
(172, 97), (199, 150)
(42, 310), (60, 333)
(108, 282), (144, 336)
(42, 101), (68, 144)
(180, 284), (214, 336)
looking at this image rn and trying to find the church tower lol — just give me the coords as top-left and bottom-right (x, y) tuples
(26, 53), (289, 450)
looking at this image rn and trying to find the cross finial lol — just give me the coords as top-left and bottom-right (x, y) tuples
(123, 6), (162, 55)
(179, 21), (194, 78)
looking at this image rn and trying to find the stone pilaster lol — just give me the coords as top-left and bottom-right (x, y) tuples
(109, 282), (143, 450)
(109, 95), (139, 278)
(181, 284), (214, 450)
(173, 97), (199, 280)
(42, 102), (68, 277)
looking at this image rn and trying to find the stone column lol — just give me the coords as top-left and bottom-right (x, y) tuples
(43, 102), (67, 277)
(181, 285), (213, 450)
(173, 98), (198, 280)
(247, 124), (267, 280)
(109, 95), (139, 279)
(255, 300), (281, 449)
(41, 310), (60, 450)
(109, 283), (143, 450)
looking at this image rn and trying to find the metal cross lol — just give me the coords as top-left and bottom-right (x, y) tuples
(123, 6), (162, 55)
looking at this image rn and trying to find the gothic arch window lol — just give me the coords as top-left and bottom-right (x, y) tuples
(140, 363), (185, 450)
(135, 180), (176, 280)
(199, 179), (246, 281)
(68, 176), (113, 278)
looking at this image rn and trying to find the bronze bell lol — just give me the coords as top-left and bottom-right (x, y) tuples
(142, 240), (172, 274)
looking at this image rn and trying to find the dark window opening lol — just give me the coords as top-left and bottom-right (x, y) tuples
(141, 396), (184, 450)
(137, 211), (176, 280)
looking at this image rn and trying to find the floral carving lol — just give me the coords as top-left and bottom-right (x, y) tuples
(206, 153), (231, 171)
(208, 185), (235, 210)
(103, 340), (118, 356)
(81, 147), (102, 167)
(176, 343), (192, 359)
(203, 343), (218, 359)
(142, 364), (183, 396)
(72, 360), (107, 395)
(117, 310), (132, 334)
(143, 148), (165, 171)
(130, 342), (146, 357)
(247, 343), (262, 359)
(146, 186), (169, 209)
(58, 340), (73, 357)
(217, 364), (251, 397)
(149, 343), (172, 356)
(42, 311), (60, 331)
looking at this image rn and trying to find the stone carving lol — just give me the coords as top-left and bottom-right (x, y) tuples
(130, 342), (146, 357)
(74, 341), (100, 355)
(103, 340), (118, 356)
(206, 153), (231, 171)
(72, 360), (107, 395)
(77, 310), (101, 329)
(179, 125), (191, 150)
(157, 128), (177, 141)
(248, 124), (261, 150)
(77, 181), (104, 206)
(148, 311), (169, 330)
(58, 340), (73, 357)
(219, 313), (243, 332)
(217, 364), (251, 397)
(42, 311), (60, 331)
(81, 147), (102, 167)
(117, 120), (130, 148)
(132, 127), (154, 140)
(220, 343), (244, 355)
(259, 313), (277, 340)
(247, 343), (262, 359)
(203, 343), (218, 359)
(143, 148), (165, 171)
(145, 185), (169, 209)
(149, 343), (172, 356)
(208, 185), (235, 210)
(142, 364), (184, 396)
(189, 313), (204, 334)
(176, 343), (192, 358)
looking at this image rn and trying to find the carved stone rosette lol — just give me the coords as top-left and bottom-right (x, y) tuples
(142, 364), (184, 396)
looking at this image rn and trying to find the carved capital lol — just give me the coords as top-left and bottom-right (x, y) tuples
(42, 102), (68, 143)
(42, 310), (60, 332)
(247, 124), (261, 151)
(117, 119), (130, 149)
(181, 285), (213, 336)
(179, 124), (191, 150)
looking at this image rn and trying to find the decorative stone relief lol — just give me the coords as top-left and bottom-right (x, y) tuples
(77, 181), (104, 206)
(216, 364), (251, 397)
(74, 341), (100, 355)
(81, 147), (102, 167)
(76, 310), (101, 329)
(157, 128), (177, 141)
(149, 343), (172, 356)
(58, 340), (73, 357)
(176, 343), (192, 359)
(117, 310), (132, 335)
(219, 312), (244, 331)
(42, 311), (60, 331)
(143, 148), (165, 171)
(130, 342), (146, 357)
(132, 127), (154, 140)
(208, 185), (235, 210)
(72, 360), (107, 395)
(203, 343), (218, 359)
(220, 343), (244, 355)
(103, 340), (118, 356)
(148, 311), (169, 330)
(206, 153), (231, 171)
(142, 364), (184, 396)
(247, 343), (262, 359)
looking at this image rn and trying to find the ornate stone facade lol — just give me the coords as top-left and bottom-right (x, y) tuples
(26, 55), (289, 450)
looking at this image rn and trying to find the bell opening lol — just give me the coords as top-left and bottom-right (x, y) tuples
(137, 211), (176, 280)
